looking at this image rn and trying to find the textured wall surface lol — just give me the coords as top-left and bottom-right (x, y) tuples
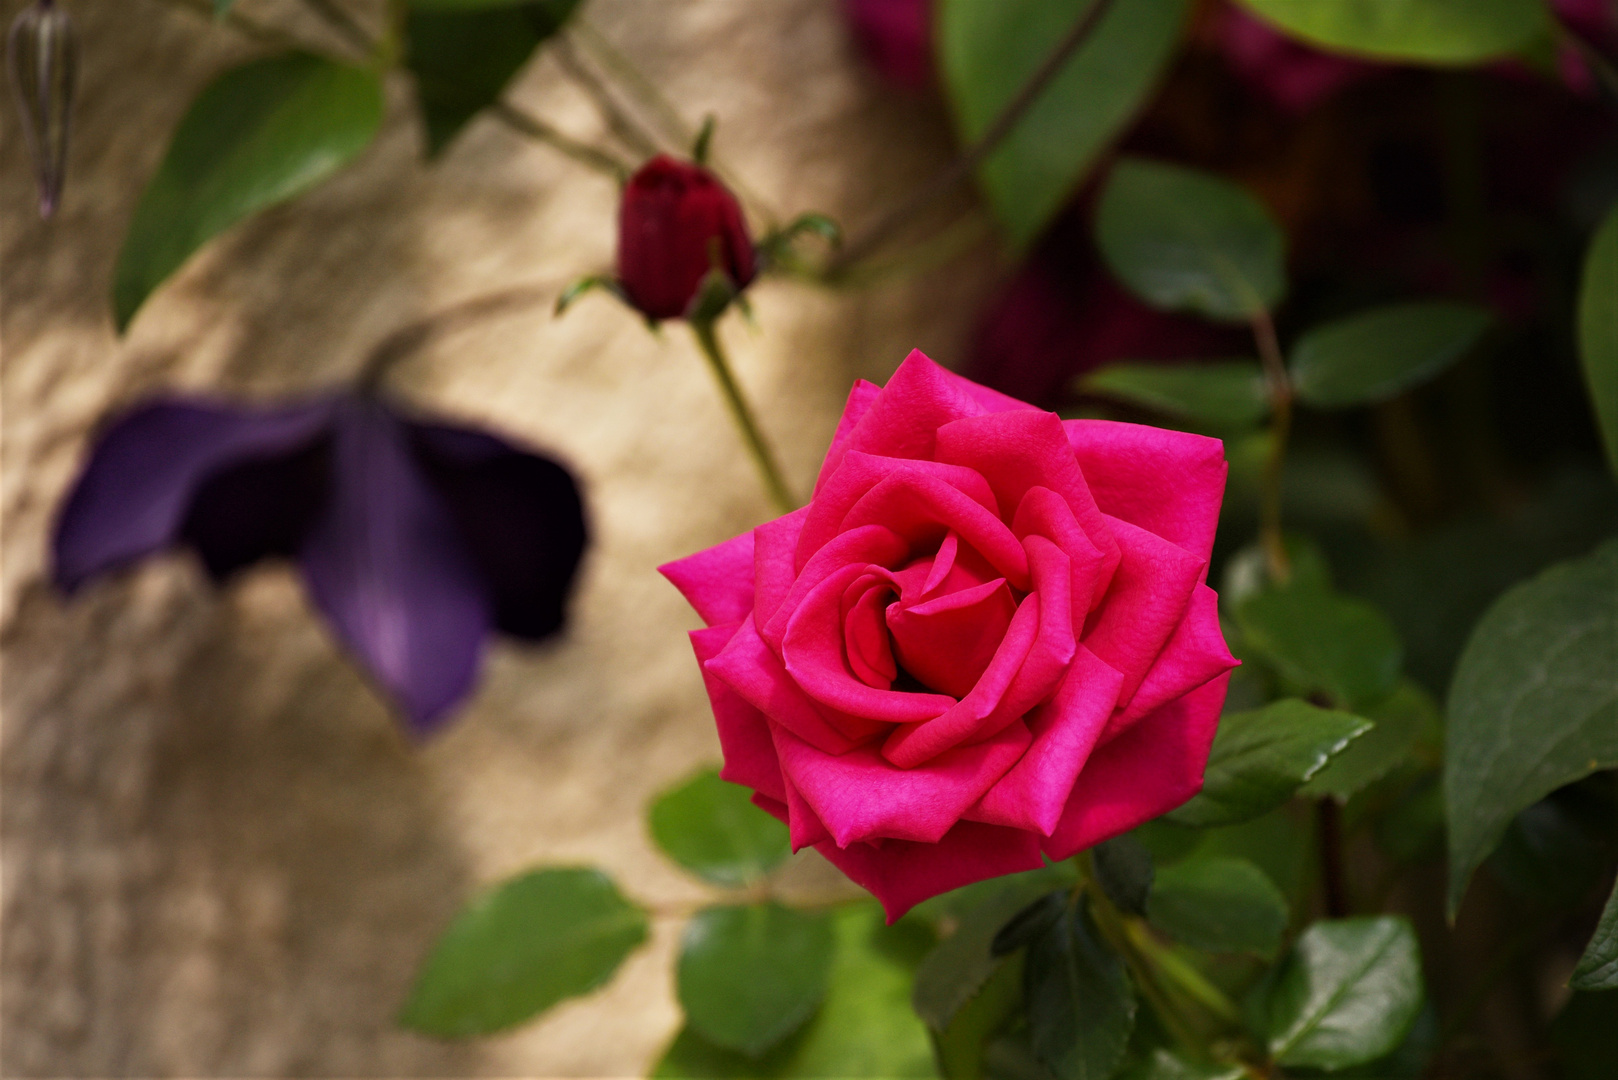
(0, 0), (1000, 1074)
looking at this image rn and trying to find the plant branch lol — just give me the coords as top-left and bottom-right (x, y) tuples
(689, 320), (797, 515)
(489, 101), (632, 179)
(1251, 308), (1292, 583)
(297, 0), (374, 57)
(825, 0), (1117, 277)
(1316, 797), (1349, 918)
(161, 0), (320, 52)
(552, 35), (662, 160)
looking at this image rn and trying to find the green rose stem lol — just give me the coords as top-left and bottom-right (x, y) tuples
(690, 318), (798, 514)
(1250, 309), (1293, 584)
(488, 102), (632, 180)
(1079, 852), (1247, 1065)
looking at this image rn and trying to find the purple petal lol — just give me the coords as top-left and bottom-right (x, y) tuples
(298, 399), (492, 735)
(406, 418), (587, 641)
(52, 397), (335, 593)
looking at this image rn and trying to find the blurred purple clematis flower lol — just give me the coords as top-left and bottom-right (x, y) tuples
(53, 393), (587, 735)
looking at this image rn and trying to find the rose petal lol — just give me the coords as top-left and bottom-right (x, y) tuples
(1064, 420), (1227, 564)
(1010, 484), (1109, 615)
(53, 396), (335, 592)
(691, 624), (785, 803)
(1079, 516), (1205, 707)
(817, 350), (997, 479)
(815, 819), (1045, 922)
(886, 575), (1017, 698)
(1043, 671), (1231, 860)
(1102, 584), (1237, 741)
(752, 506), (810, 630)
(934, 410), (1121, 586)
(782, 561), (954, 724)
(841, 466), (1031, 589)
(814, 378), (883, 496)
(881, 592), (1040, 767)
(763, 521), (908, 651)
(775, 720), (1031, 846)
(299, 399), (491, 734)
(779, 766), (834, 848)
(798, 451), (997, 572)
(661, 528), (758, 629)
(843, 574), (898, 687)
(707, 614), (866, 755)
(970, 645), (1124, 835)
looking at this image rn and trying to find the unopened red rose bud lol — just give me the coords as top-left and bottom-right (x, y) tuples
(616, 154), (756, 321)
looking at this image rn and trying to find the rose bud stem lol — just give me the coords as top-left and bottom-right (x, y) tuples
(689, 316), (797, 514)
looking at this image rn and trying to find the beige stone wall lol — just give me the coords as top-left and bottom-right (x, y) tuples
(0, 0), (1001, 1074)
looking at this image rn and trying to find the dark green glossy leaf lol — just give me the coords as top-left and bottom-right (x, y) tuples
(113, 53), (383, 330)
(1444, 539), (1618, 915)
(1234, 0), (1548, 64)
(1146, 856), (1287, 956)
(1096, 157), (1286, 322)
(1092, 835), (1154, 918)
(1571, 878), (1618, 990)
(914, 875), (1065, 1032)
(1025, 899), (1136, 1080)
(1289, 302), (1492, 409)
(1078, 360), (1269, 427)
(1579, 202), (1618, 477)
(1237, 582), (1403, 711)
(648, 767), (791, 887)
(1117, 1049), (1246, 1080)
(678, 903), (833, 1056)
(1300, 681), (1436, 800)
(1374, 774), (1446, 866)
(938, 0), (1190, 249)
(406, 0), (578, 156)
(993, 891), (1069, 958)
(399, 867), (647, 1037)
(1169, 700), (1371, 827)
(1258, 917), (1424, 1070)
(656, 903), (937, 1078)
(1326, 1001), (1439, 1079)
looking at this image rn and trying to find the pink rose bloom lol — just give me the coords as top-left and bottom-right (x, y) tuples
(661, 351), (1237, 918)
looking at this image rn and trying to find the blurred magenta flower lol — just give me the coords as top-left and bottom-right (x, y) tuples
(840, 0), (934, 91)
(53, 394), (587, 733)
(617, 154), (756, 321)
(1554, 0), (1618, 55)
(1211, 3), (1374, 114)
(7, 0), (76, 218)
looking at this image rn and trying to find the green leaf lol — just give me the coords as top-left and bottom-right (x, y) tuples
(1300, 681), (1437, 801)
(678, 903), (833, 1056)
(1146, 856), (1287, 956)
(1169, 700), (1371, 827)
(1444, 539), (1618, 915)
(931, 954), (1024, 1080)
(1234, 0), (1549, 65)
(213, 0), (236, 16)
(1289, 302), (1492, 409)
(1117, 1049), (1246, 1080)
(1078, 360), (1269, 427)
(112, 53), (383, 331)
(992, 891), (1069, 958)
(1095, 157), (1287, 323)
(1237, 582), (1403, 711)
(656, 903), (938, 1079)
(406, 0), (578, 156)
(1572, 880), (1618, 990)
(648, 767), (791, 887)
(1092, 835), (1155, 918)
(1025, 899), (1136, 1080)
(938, 0), (1190, 249)
(1258, 917), (1425, 1070)
(1579, 202), (1618, 477)
(399, 867), (648, 1037)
